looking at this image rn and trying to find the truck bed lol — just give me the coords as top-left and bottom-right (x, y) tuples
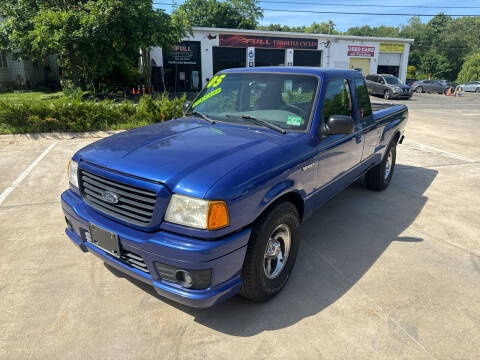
(372, 102), (408, 121)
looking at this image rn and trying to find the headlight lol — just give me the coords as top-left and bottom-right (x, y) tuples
(394, 86), (402, 92)
(165, 194), (229, 230)
(67, 160), (79, 188)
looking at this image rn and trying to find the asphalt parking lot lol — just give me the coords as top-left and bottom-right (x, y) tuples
(1, 93), (479, 360)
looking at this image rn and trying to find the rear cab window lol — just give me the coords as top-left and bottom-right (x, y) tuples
(354, 78), (373, 125)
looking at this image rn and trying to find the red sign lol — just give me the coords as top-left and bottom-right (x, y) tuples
(219, 34), (318, 49)
(347, 45), (375, 57)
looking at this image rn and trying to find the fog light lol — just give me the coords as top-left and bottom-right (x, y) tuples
(176, 270), (194, 288)
(155, 262), (212, 290)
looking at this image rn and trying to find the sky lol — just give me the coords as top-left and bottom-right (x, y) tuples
(155, 0), (480, 32)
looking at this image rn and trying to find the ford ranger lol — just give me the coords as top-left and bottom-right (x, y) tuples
(61, 67), (408, 308)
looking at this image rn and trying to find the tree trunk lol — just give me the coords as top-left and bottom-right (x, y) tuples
(67, 47), (79, 87)
(141, 47), (152, 91)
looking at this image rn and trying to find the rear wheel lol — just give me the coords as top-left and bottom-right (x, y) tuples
(240, 201), (300, 302)
(384, 90), (392, 100)
(365, 141), (397, 191)
(476, 87), (480, 93)
(415, 86), (423, 93)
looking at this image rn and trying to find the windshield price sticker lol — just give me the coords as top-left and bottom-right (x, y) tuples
(193, 87), (222, 108)
(287, 116), (302, 126)
(207, 74), (226, 88)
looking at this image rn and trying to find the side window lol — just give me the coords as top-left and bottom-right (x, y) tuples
(323, 78), (353, 124)
(366, 75), (375, 81)
(354, 78), (373, 123)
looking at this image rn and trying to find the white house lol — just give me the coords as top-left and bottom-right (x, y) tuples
(0, 17), (59, 91)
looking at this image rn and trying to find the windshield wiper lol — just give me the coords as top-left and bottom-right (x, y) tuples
(185, 111), (215, 124)
(226, 114), (286, 134)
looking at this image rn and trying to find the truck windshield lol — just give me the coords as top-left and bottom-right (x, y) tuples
(189, 73), (319, 131)
(384, 76), (402, 85)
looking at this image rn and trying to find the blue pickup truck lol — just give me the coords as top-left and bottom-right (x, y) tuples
(62, 67), (407, 308)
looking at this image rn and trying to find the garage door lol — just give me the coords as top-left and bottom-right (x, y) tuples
(378, 52), (401, 66)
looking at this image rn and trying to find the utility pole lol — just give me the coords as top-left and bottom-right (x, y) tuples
(328, 22), (335, 35)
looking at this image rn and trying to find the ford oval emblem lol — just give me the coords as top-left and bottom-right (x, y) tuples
(101, 191), (119, 204)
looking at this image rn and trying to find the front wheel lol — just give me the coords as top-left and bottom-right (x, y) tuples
(365, 142), (397, 191)
(240, 201), (300, 302)
(384, 90), (392, 100)
(415, 86), (423, 93)
(476, 87), (480, 93)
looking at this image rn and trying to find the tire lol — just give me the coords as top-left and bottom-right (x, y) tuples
(240, 201), (300, 302)
(415, 86), (423, 93)
(384, 90), (392, 100)
(476, 88), (480, 93)
(365, 141), (397, 191)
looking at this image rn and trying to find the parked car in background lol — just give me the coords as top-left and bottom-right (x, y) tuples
(459, 81), (480, 93)
(406, 78), (417, 86)
(412, 80), (455, 94)
(366, 74), (413, 100)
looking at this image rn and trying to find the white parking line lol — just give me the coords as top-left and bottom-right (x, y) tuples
(462, 114), (480, 116)
(404, 140), (475, 163)
(0, 142), (57, 205)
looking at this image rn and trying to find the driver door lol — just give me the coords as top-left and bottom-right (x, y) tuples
(316, 78), (363, 188)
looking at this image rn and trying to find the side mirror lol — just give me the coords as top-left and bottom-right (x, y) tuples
(182, 100), (192, 113)
(325, 115), (355, 135)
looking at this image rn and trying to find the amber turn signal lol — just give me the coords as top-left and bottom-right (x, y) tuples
(207, 201), (229, 230)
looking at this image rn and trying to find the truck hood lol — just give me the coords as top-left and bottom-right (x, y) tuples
(76, 119), (290, 197)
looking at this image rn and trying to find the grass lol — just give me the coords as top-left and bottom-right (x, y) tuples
(0, 91), (64, 102)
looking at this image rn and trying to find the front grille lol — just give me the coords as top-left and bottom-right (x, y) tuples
(122, 251), (149, 273)
(79, 169), (156, 226)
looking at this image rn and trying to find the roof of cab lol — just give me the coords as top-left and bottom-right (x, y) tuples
(218, 66), (363, 79)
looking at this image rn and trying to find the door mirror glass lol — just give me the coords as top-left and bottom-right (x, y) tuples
(379, 79), (385, 84)
(326, 115), (355, 135)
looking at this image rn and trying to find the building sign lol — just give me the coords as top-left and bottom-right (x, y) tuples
(219, 34), (318, 49)
(347, 45), (375, 57)
(165, 41), (201, 65)
(379, 43), (405, 53)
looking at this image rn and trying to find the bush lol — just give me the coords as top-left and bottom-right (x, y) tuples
(0, 94), (186, 134)
(457, 52), (480, 83)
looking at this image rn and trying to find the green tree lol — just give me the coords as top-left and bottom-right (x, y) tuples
(176, 0), (262, 29)
(346, 25), (400, 38)
(407, 66), (416, 78)
(0, 0), (187, 89)
(457, 52), (480, 83)
(257, 21), (339, 35)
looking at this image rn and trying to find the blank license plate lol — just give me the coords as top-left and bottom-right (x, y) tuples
(88, 223), (121, 258)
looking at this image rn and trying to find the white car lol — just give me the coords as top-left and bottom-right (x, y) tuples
(460, 81), (480, 92)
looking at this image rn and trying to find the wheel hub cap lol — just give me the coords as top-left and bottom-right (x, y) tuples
(264, 224), (291, 279)
(385, 149), (393, 180)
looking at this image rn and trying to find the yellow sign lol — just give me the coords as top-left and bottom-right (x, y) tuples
(380, 43), (405, 53)
(193, 88), (222, 108)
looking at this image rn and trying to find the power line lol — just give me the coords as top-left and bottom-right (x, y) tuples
(258, 1), (480, 9)
(261, 8), (480, 17)
(153, 2), (480, 17)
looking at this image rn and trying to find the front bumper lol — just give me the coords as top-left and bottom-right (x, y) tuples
(61, 190), (250, 308)
(392, 92), (413, 99)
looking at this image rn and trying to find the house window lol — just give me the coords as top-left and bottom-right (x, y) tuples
(0, 51), (8, 68)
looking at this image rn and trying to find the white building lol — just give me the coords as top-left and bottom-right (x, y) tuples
(0, 15), (60, 91)
(151, 27), (413, 94)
